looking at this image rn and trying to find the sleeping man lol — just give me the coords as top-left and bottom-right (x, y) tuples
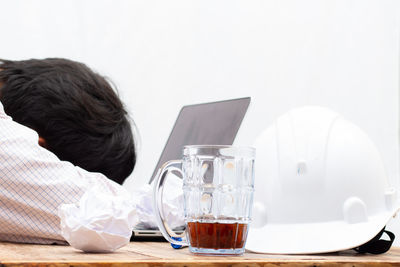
(0, 58), (136, 244)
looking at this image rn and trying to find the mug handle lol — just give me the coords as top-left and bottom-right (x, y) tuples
(153, 160), (188, 246)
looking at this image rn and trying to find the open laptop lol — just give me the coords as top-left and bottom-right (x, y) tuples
(131, 97), (251, 241)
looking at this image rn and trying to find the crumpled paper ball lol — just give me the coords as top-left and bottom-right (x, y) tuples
(58, 173), (184, 253)
(58, 187), (138, 253)
(131, 172), (184, 230)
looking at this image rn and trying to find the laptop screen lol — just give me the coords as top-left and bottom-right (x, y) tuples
(149, 97), (250, 183)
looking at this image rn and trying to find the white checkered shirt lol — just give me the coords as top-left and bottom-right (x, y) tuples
(0, 101), (127, 244)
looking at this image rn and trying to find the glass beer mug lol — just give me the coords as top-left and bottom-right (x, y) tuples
(153, 145), (255, 255)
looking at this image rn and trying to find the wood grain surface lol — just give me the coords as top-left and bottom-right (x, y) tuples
(0, 242), (399, 267)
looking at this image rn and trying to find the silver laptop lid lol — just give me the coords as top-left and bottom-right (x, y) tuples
(149, 97), (251, 184)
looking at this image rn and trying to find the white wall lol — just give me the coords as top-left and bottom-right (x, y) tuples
(1, 0), (400, 244)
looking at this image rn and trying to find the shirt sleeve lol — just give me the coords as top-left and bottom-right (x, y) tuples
(0, 101), (128, 244)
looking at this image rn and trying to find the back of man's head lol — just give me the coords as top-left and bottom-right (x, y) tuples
(0, 58), (136, 184)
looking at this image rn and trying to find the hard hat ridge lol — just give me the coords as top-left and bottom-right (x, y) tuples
(247, 106), (400, 254)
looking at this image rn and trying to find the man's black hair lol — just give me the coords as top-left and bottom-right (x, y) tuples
(0, 58), (136, 184)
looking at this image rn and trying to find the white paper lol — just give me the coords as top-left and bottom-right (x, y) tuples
(131, 173), (184, 230)
(58, 187), (138, 253)
(58, 173), (184, 253)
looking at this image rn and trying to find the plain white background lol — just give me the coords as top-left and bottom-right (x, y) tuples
(1, 0), (400, 245)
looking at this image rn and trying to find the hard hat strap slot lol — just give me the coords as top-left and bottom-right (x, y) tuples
(354, 227), (395, 254)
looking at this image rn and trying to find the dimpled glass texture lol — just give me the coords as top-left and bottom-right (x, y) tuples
(182, 145), (255, 255)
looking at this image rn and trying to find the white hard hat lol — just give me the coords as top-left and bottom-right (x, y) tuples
(246, 106), (400, 254)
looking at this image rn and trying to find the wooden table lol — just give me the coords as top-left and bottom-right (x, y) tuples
(0, 242), (399, 266)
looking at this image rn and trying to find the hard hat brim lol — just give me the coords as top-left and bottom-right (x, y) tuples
(246, 208), (399, 254)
